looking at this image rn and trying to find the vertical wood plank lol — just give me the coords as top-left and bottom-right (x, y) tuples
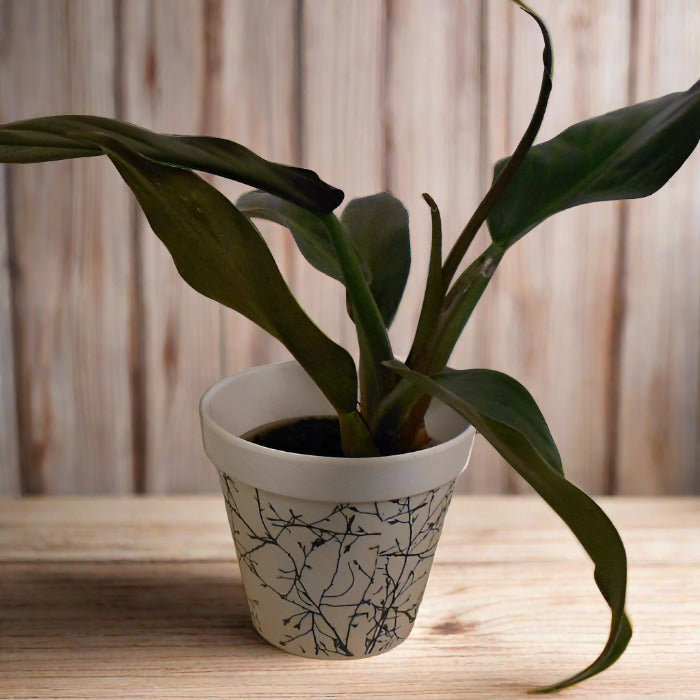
(0, 0), (697, 497)
(300, 0), (385, 357)
(449, 0), (514, 493)
(218, 0), (299, 376)
(476, 0), (631, 494)
(0, 0), (134, 493)
(384, 0), (500, 492)
(0, 165), (20, 495)
(121, 0), (221, 493)
(385, 0), (483, 358)
(617, 0), (700, 494)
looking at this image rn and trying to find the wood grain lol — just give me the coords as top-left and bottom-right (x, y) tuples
(616, 0), (700, 494)
(0, 0), (133, 493)
(0, 1), (698, 496)
(1, 495), (698, 697)
(475, 0), (631, 495)
(120, 0), (222, 493)
(383, 1), (505, 494)
(451, 0), (514, 496)
(0, 166), (20, 495)
(218, 0), (299, 375)
(385, 0), (483, 356)
(300, 0), (385, 357)
(0, 166), (21, 496)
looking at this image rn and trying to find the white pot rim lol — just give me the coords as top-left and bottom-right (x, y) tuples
(200, 361), (475, 503)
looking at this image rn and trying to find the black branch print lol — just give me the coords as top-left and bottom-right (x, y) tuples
(219, 471), (457, 658)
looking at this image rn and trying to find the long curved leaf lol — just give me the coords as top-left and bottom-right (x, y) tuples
(236, 190), (343, 282)
(487, 79), (700, 246)
(384, 360), (632, 693)
(0, 114), (343, 212)
(340, 192), (410, 327)
(86, 134), (358, 414)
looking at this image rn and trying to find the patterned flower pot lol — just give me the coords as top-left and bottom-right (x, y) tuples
(200, 361), (475, 659)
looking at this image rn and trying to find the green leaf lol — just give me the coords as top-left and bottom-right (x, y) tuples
(407, 193), (444, 369)
(0, 114), (343, 211)
(87, 134), (358, 414)
(427, 243), (505, 375)
(487, 79), (700, 246)
(384, 360), (632, 693)
(340, 192), (410, 327)
(236, 189), (343, 281)
(322, 214), (394, 418)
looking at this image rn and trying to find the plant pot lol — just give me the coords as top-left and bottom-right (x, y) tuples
(200, 361), (475, 659)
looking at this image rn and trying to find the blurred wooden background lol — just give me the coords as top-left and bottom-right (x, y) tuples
(0, 0), (697, 496)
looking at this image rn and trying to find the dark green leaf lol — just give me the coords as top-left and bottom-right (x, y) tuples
(487, 80), (700, 246)
(340, 192), (410, 327)
(87, 134), (358, 414)
(407, 193), (444, 369)
(428, 243), (505, 374)
(322, 214), (394, 417)
(0, 115), (343, 211)
(384, 361), (632, 693)
(236, 190), (343, 282)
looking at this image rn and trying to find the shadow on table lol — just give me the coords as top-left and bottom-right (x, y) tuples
(3, 561), (262, 649)
(3, 564), (549, 696)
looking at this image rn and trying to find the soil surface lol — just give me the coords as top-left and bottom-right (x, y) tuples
(249, 416), (344, 457)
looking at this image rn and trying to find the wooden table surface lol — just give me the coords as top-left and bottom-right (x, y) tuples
(1, 496), (698, 698)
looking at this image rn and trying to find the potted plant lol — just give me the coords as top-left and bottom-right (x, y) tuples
(1, 1), (698, 692)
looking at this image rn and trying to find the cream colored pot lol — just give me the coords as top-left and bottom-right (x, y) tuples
(200, 361), (475, 659)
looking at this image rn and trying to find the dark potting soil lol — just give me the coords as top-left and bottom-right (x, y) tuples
(249, 416), (345, 458)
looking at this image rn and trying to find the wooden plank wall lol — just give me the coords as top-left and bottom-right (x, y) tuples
(0, 0), (697, 496)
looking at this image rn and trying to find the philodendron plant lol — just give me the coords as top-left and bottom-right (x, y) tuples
(2, 2), (698, 692)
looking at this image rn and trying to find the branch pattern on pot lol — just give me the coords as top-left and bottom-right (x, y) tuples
(219, 472), (456, 658)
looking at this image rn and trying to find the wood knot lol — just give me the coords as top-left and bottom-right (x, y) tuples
(432, 618), (477, 636)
